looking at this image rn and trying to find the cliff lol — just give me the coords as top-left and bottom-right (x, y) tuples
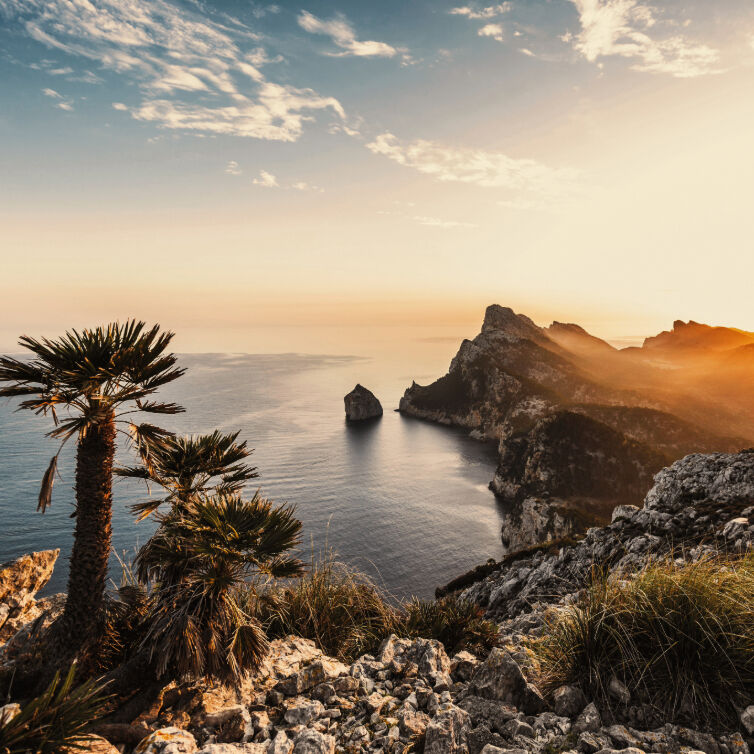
(400, 305), (751, 550)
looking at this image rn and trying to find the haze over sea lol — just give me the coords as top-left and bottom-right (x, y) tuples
(0, 331), (513, 600)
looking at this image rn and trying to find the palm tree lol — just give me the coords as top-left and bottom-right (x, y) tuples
(115, 430), (258, 520)
(0, 321), (184, 662)
(136, 492), (304, 682)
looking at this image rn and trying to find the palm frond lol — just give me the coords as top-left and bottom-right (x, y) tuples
(0, 665), (109, 754)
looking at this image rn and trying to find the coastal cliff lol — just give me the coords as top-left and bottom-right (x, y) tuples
(400, 305), (751, 551)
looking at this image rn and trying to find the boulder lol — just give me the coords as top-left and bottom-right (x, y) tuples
(344, 384), (383, 422)
(0, 550), (59, 643)
(466, 648), (545, 714)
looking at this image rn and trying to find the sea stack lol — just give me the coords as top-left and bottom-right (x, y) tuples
(344, 384), (383, 422)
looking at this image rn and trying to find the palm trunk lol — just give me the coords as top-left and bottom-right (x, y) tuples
(55, 411), (117, 656)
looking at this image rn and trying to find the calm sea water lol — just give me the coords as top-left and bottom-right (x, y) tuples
(0, 351), (505, 600)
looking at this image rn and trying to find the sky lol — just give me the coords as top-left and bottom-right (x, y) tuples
(1, 0), (754, 353)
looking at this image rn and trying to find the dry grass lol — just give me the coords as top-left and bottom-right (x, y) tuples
(531, 553), (754, 727)
(258, 551), (498, 662)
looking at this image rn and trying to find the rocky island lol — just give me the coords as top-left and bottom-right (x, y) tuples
(344, 384), (383, 422)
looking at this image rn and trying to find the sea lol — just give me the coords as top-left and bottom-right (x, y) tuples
(0, 340), (507, 600)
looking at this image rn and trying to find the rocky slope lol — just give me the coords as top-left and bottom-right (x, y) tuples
(400, 305), (751, 551)
(459, 449), (754, 620)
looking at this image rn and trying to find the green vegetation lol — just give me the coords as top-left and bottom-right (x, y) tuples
(115, 429), (258, 520)
(260, 552), (498, 662)
(0, 322), (184, 665)
(0, 666), (109, 754)
(532, 554), (754, 727)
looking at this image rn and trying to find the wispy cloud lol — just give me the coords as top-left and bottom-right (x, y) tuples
(478, 24), (504, 42)
(412, 215), (478, 229)
(365, 132), (578, 200)
(250, 170), (321, 191)
(450, 4), (510, 20)
(5, 0), (345, 141)
(297, 11), (401, 59)
(41, 86), (74, 110)
(251, 4), (281, 20)
(225, 160), (242, 175)
(567, 0), (721, 78)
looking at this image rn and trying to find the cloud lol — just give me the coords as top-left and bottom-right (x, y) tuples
(251, 171), (322, 191)
(251, 4), (281, 19)
(42, 86), (74, 110)
(5, 0), (345, 141)
(478, 24), (504, 42)
(365, 132), (578, 201)
(412, 215), (478, 229)
(252, 170), (279, 187)
(449, 4), (510, 20)
(568, 0), (721, 78)
(225, 160), (242, 175)
(297, 11), (400, 58)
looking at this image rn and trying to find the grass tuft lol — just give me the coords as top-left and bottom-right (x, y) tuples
(259, 551), (498, 662)
(531, 553), (754, 727)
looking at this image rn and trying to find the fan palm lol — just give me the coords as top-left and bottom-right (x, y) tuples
(136, 492), (304, 682)
(0, 321), (184, 661)
(115, 430), (258, 520)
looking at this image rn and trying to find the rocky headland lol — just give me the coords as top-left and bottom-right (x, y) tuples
(400, 305), (752, 551)
(2, 451), (754, 753)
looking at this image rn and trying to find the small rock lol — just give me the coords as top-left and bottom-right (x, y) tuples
(284, 700), (324, 726)
(291, 729), (335, 754)
(551, 685), (587, 718)
(741, 705), (754, 736)
(267, 731), (293, 754)
(135, 727), (197, 754)
(607, 676), (630, 705)
(451, 651), (479, 682)
(573, 703), (601, 734)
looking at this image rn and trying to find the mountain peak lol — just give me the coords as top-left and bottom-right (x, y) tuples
(482, 304), (541, 338)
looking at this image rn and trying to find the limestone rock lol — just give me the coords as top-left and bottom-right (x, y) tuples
(551, 685), (587, 718)
(424, 705), (470, 754)
(467, 648), (544, 714)
(0, 549), (59, 643)
(135, 727), (197, 754)
(291, 729), (335, 754)
(344, 384), (383, 422)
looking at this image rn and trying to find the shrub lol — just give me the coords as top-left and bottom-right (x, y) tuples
(532, 554), (754, 727)
(0, 665), (109, 754)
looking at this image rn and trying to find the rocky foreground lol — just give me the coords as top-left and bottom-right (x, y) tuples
(2, 451), (754, 754)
